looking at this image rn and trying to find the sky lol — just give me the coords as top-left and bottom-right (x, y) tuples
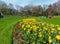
(1, 0), (58, 6)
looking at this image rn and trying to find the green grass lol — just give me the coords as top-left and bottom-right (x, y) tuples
(0, 15), (21, 44)
(0, 15), (60, 44)
(40, 16), (60, 26)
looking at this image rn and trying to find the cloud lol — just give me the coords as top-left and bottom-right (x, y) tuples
(1, 0), (32, 6)
(33, 0), (58, 5)
(1, 0), (58, 6)
(16, 0), (33, 6)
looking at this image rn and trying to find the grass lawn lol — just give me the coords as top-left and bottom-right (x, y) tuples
(40, 16), (60, 26)
(0, 15), (21, 44)
(0, 15), (60, 44)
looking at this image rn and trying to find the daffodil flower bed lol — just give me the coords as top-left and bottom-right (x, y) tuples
(13, 18), (60, 44)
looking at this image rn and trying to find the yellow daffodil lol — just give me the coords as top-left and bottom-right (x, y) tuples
(49, 36), (52, 39)
(26, 24), (30, 28)
(23, 18), (36, 22)
(37, 26), (39, 28)
(29, 22), (32, 24)
(38, 32), (42, 38)
(31, 42), (35, 44)
(56, 35), (60, 40)
(43, 41), (46, 44)
(42, 23), (45, 25)
(32, 25), (37, 32)
(22, 24), (24, 28)
(51, 31), (54, 33)
(59, 32), (60, 34)
(24, 22), (28, 24)
(50, 24), (54, 27)
(48, 31), (51, 34)
(49, 39), (53, 43)
(23, 28), (26, 30)
(56, 25), (59, 26)
(31, 27), (33, 29)
(57, 27), (60, 30)
(19, 18), (60, 44)
(19, 23), (21, 26)
(27, 29), (30, 33)
(44, 27), (48, 30)
(51, 28), (55, 31)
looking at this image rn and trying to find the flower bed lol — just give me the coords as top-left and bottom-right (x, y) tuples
(13, 18), (60, 44)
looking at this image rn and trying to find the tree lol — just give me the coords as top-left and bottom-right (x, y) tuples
(0, 1), (8, 14)
(56, 0), (60, 15)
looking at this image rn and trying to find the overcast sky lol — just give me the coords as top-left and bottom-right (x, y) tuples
(1, 0), (58, 6)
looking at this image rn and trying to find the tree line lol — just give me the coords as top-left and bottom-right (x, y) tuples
(0, 0), (60, 16)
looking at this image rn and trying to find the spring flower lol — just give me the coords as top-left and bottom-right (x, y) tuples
(51, 31), (54, 33)
(56, 35), (60, 40)
(56, 25), (59, 26)
(49, 36), (52, 39)
(27, 29), (30, 33)
(51, 28), (55, 31)
(49, 39), (53, 43)
(19, 23), (21, 26)
(57, 27), (60, 30)
(23, 28), (26, 30)
(42, 23), (45, 25)
(22, 24), (24, 28)
(32, 25), (37, 32)
(26, 24), (30, 28)
(38, 32), (42, 38)
(18, 18), (60, 44)
(59, 32), (60, 34)
(43, 41), (46, 44)
(31, 27), (33, 29)
(31, 42), (35, 44)
(44, 27), (48, 30)
(50, 24), (54, 27)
